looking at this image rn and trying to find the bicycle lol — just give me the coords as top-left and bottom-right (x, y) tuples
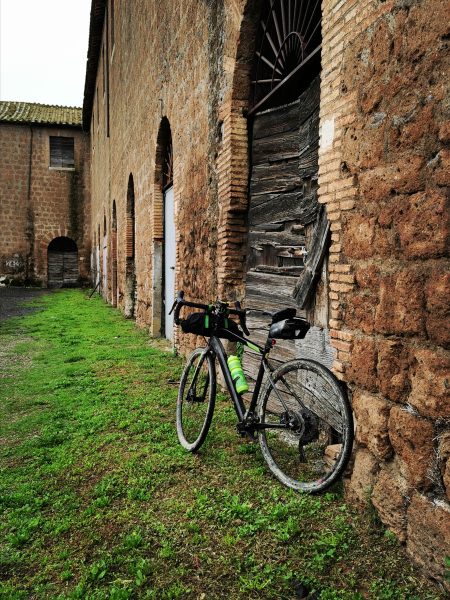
(170, 291), (354, 493)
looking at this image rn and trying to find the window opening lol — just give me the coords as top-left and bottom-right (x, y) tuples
(49, 137), (74, 168)
(250, 0), (321, 113)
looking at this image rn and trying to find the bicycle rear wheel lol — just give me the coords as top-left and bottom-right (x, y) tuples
(176, 347), (216, 452)
(257, 359), (353, 493)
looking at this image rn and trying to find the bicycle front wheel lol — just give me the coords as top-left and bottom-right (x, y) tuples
(176, 347), (216, 452)
(257, 359), (354, 493)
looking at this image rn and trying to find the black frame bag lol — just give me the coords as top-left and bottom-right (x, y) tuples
(180, 312), (241, 341)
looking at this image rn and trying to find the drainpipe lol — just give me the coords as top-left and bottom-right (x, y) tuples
(25, 126), (35, 283)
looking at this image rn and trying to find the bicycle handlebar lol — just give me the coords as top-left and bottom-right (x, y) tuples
(169, 291), (250, 336)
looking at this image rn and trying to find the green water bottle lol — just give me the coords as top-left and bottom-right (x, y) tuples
(227, 355), (249, 394)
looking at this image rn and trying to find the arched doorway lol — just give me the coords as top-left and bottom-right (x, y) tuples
(102, 215), (108, 296)
(111, 201), (118, 307)
(125, 174), (136, 318)
(237, 0), (330, 377)
(47, 237), (78, 288)
(163, 137), (175, 340)
(152, 118), (176, 341)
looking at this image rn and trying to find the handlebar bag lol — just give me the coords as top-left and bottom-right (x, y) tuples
(180, 312), (242, 340)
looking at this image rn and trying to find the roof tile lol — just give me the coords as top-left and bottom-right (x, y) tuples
(0, 101), (82, 127)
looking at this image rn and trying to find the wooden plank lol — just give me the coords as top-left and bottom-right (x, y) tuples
(293, 206), (330, 308)
(251, 161), (301, 196)
(246, 271), (298, 310)
(249, 229), (305, 246)
(252, 100), (300, 140)
(251, 265), (304, 276)
(252, 130), (299, 165)
(249, 190), (318, 225)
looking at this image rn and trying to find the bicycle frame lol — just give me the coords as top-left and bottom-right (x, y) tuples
(206, 332), (286, 434)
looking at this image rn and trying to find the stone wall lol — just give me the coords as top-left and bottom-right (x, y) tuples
(86, 0), (449, 587)
(317, 0), (449, 586)
(0, 122), (91, 285)
(89, 1), (226, 338)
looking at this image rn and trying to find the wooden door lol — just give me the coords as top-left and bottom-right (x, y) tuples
(48, 250), (78, 288)
(102, 236), (108, 293)
(164, 185), (176, 341)
(245, 77), (329, 379)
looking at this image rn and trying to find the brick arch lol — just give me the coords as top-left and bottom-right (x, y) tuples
(124, 173), (136, 318)
(151, 117), (174, 336)
(101, 212), (108, 299)
(111, 200), (118, 307)
(216, 0), (262, 300)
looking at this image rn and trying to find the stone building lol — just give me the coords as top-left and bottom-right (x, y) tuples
(0, 0), (447, 588)
(83, 0), (449, 585)
(0, 101), (90, 287)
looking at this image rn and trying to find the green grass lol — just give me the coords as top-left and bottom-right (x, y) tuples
(0, 290), (444, 599)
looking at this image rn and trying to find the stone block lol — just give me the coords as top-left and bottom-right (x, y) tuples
(372, 468), (409, 542)
(353, 390), (392, 460)
(406, 494), (450, 591)
(344, 294), (378, 335)
(425, 267), (450, 348)
(434, 147), (450, 186)
(359, 155), (424, 203)
(346, 448), (379, 506)
(397, 190), (449, 259)
(342, 212), (376, 259)
(388, 406), (435, 490)
(438, 432), (450, 501)
(377, 339), (412, 402)
(354, 263), (380, 292)
(347, 336), (378, 392)
(374, 267), (426, 336)
(408, 348), (450, 419)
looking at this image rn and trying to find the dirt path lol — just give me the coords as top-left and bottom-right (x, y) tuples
(0, 287), (50, 321)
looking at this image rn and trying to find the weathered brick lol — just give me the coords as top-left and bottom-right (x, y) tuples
(347, 336), (378, 392)
(406, 494), (450, 591)
(377, 339), (412, 402)
(353, 390), (392, 460)
(372, 468), (409, 542)
(408, 348), (450, 419)
(396, 189), (449, 259)
(388, 406), (435, 490)
(425, 267), (450, 348)
(346, 448), (379, 506)
(374, 267), (426, 336)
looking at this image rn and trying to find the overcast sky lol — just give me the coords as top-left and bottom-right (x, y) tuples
(0, 0), (92, 107)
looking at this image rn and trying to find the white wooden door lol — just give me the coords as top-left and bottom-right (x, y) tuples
(102, 236), (108, 294)
(164, 186), (176, 340)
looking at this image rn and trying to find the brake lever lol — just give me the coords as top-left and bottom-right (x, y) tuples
(168, 300), (177, 315)
(235, 301), (250, 336)
(169, 291), (184, 315)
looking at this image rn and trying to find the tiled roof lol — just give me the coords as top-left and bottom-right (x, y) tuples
(0, 101), (82, 127)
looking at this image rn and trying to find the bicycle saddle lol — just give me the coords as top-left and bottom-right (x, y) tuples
(269, 317), (310, 340)
(270, 307), (296, 324)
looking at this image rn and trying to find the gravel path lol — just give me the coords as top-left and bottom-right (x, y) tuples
(0, 287), (50, 321)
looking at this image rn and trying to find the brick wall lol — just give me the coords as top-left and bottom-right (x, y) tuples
(0, 122), (91, 285)
(87, 0), (448, 586)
